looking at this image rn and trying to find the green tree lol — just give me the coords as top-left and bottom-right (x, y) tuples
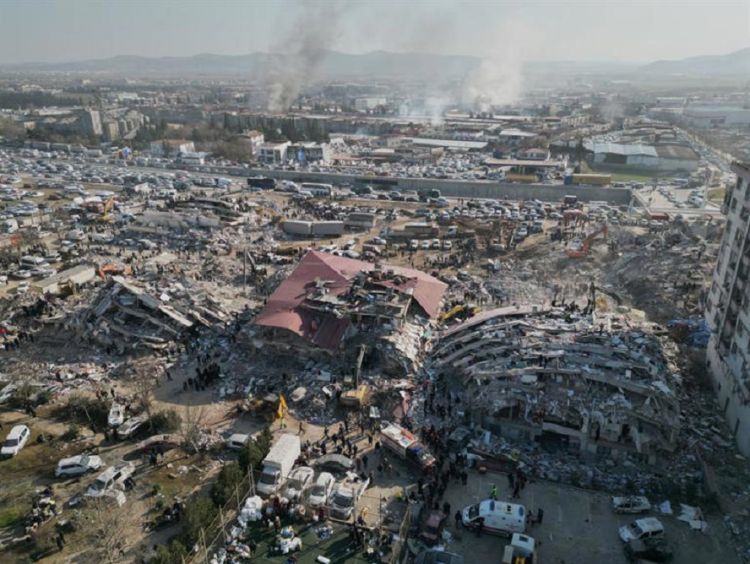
(210, 461), (243, 506)
(152, 540), (188, 564)
(238, 438), (264, 473)
(0, 116), (24, 139)
(238, 426), (273, 472)
(179, 495), (218, 548)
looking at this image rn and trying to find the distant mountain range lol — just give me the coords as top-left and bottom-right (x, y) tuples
(1, 47), (748, 79)
(639, 47), (750, 76)
(0, 50), (480, 80)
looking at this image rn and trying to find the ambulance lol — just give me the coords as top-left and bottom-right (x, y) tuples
(461, 499), (526, 536)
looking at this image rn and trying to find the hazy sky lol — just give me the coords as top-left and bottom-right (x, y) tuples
(1, 0), (748, 64)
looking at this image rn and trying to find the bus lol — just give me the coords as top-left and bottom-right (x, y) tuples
(300, 183), (333, 197)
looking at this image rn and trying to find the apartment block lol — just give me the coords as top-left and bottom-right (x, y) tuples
(706, 161), (750, 456)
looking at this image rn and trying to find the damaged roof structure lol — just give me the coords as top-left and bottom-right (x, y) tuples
(429, 306), (680, 464)
(254, 250), (447, 355)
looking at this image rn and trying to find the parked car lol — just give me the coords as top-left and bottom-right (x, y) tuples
(624, 537), (673, 562)
(55, 454), (103, 477)
(282, 466), (315, 501)
(226, 433), (250, 450)
(619, 517), (664, 543)
(307, 472), (335, 509)
(329, 476), (370, 520)
(415, 549), (464, 564)
(1, 424), (30, 458)
(108, 403), (125, 427)
(421, 510), (446, 545)
(117, 415), (146, 439)
(612, 496), (651, 514)
(314, 454), (355, 474)
(86, 461), (136, 498)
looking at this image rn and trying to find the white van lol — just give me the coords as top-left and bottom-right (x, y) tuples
(1, 425), (31, 458)
(20, 255), (47, 268)
(462, 499), (526, 536)
(226, 433), (250, 450)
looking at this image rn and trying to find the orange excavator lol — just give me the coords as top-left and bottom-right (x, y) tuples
(566, 224), (608, 258)
(98, 262), (132, 279)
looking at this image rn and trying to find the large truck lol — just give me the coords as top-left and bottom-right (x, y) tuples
(256, 433), (301, 497)
(380, 421), (436, 473)
(247, 176), (276, 190)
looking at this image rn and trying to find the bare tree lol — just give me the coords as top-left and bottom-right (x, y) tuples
(82, 497), (138, 563)
(130, 361), (158, 428)
(180, 402), (209, 454)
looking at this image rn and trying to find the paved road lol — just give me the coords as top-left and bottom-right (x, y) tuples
(437, 467), (740, 564)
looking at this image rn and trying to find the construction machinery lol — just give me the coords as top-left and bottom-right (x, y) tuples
(100, 197), (115, 223)
(440, 304), (480, 324)
(98, 262), (132, 279)
(566, 224), (608, 258)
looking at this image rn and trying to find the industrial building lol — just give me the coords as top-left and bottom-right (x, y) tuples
(257, 142), (291, 164)
(586, 141), (699, 173)
(706, 161), (750, 456)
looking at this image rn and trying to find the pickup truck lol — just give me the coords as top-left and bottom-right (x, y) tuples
(329, 476), (370, 521)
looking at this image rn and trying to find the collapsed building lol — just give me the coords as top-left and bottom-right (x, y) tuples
(250, 250), (447, 374)
(76, 276), (194, 350)
(429, 306), (680, 464)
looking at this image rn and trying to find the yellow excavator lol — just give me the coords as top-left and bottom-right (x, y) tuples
(440, 304), (480, 324)
(100, 197), (115, 222)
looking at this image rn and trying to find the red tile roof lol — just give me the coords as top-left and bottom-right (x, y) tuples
(255, 250), (447, 350)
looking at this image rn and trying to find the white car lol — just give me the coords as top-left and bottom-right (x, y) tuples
(611, 496), (651, 514)
(117, 415), (146, 439)
(442, 240), (453, 250)
(619, 517), (664, 543)
(1, 425), (31, 458)
(86, 461), (135, 498)
(108, 403), (125, 428)
(226, 433), (250, 450)
(55, 454), (103, 477)
(282, 466), (314, 502)
(307, 472), (335, 509)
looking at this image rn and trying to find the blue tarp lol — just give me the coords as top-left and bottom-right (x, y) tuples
(668, 318), (710, 348)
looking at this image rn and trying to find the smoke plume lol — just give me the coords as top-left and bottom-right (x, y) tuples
(461, 56), (523, 112)
(266, 2), (347, 112)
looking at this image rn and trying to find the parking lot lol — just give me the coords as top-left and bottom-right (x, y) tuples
(438, 469), (741, 564)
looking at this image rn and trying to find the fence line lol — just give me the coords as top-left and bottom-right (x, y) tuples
(187, 465), (256, 564)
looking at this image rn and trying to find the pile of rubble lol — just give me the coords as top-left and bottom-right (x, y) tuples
(426, 306), (680, 464)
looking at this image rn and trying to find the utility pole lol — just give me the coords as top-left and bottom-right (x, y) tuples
(355, 344), (366, 387)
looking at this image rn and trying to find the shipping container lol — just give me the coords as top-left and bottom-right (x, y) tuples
(282, 220), (312, 236)
(311, 221), (344, 236)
